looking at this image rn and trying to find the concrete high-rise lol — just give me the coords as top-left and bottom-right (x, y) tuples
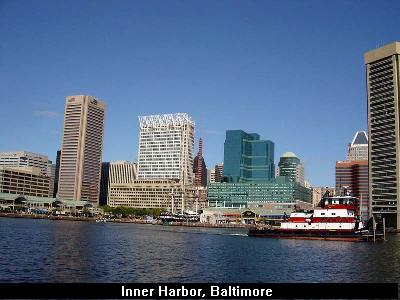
(100, 161), (137, 205)
(137, 113), (195, 184)
(0, 151), (50, 176)
(336, 160), (369, 220)
(223, 130), (274, 183)
(278, 152), (305, 186)
(214, 163), (224, 183)
(347, 131), (368, 161)
(58, 95), (105, 204)
(365, 42), (400, 229)
(0, 166), (50, 198)
(0, 151), (53, 196)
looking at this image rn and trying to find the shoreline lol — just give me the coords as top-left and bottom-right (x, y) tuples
(0, 212), (250, 229)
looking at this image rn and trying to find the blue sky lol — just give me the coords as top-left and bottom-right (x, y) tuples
(0, 0), (399, 186)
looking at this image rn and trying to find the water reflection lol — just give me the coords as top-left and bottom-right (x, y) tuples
(0, 218), (399, 283)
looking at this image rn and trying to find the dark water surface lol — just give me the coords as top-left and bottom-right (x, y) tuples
(1, 217), (399, 283)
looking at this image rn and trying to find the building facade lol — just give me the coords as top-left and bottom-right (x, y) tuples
(193, 138), (207, 186)
(207, 168), (215, 184)
(347, 131), (368, 161)
(0, 151), (50, 176)
(58, 95), (105, 204)
(137, 113), (195, 184)
(277, 152), (305, 186)
(53, 150), (61, 198)
(99, 162), (110, 206)
(207, 176), (311, 208)
(108, 180), (205, 212)
(336, 160), (369, 220)
(100, 161), (137, 206)
(223, 130), (274, 183)
(214, 163), (224, 183)
(47, 162), (56, 197)
(365, 42), (400, 229)
(0, 166), (50, 198)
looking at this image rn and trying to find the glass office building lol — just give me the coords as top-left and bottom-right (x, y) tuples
(207, 176), (311, 208)
(223, 130), (275, 183)
(278, 152), (305, 186)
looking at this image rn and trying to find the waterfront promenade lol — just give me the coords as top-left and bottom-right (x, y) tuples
(0, 212), (249, 228)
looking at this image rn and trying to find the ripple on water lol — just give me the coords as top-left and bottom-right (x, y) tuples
(0, 218), (399, 282)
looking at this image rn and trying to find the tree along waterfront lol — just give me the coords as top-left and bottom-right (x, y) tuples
(100, 205), (166, 218)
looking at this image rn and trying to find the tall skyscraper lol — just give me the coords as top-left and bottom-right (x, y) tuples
(223, 130), (274, 183)
(137, 113), (195, 184)
(347, 131), (368, 161)
(278, 152), (305, 186)
(365, 42), (400, 229)
(193, 138), (207, 186)
(58, 95), (105, 204)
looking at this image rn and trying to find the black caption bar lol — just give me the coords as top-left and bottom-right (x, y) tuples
(0, 283), (398, 299)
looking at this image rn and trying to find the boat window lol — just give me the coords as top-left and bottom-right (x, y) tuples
(321, 213), (325, 215)
(332, 213), (336, 216)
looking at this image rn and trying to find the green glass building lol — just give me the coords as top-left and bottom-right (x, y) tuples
(223, 130), (275, 183)
(207, 176), (312, 208)
(278, 152), (305, 186)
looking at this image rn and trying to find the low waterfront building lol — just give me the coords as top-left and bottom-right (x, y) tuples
(0, 166), (50, 198)
(0, 192), (89, 212)
(108, 179), (206, 212)
(207, 176), (311, 208)
(200, 203), (310, 225)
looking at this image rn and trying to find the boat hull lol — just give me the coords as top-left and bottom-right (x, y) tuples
(248, 228), (363, 242)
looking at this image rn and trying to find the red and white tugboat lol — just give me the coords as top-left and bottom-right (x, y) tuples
(248, 193), (369, 241)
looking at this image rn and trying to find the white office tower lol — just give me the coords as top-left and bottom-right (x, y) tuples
(347, 131), (368, 161)
(137, 113), (195, 184)
(58, 95), (105, 204)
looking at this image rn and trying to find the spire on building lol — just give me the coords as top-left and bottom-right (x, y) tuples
(194, 138), (207, 186)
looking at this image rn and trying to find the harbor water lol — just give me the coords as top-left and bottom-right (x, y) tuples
(0, 217), (399, 283)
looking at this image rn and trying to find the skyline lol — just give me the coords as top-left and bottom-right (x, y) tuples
(1, 1), (400, 186)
